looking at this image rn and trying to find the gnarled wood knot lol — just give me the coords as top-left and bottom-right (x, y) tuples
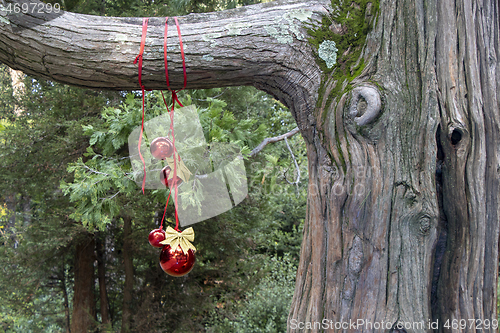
(419, 216), (431, 235)
(349, 86), (381, 126)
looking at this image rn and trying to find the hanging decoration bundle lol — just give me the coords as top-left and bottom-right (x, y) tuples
(130, 16), (249, 277)
(134, 17), (196, 277)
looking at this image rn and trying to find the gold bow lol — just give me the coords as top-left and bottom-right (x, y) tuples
(160, 226), (196, 254)
(164, 156), (192, 183)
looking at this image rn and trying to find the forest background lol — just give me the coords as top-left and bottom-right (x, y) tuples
(2, 0), (500, 332)
(0, 0), (308, 331)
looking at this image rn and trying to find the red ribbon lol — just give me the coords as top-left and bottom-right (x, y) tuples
(164, 17), (187, 97)
(163, 17), (187, 231)
(159, 191), (171, 230)
(133, 18), (149, 195)
(135, 17), (187, 231)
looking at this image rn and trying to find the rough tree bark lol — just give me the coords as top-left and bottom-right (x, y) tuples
(60, 257), (71, 333)
(1, 0), (498, 332)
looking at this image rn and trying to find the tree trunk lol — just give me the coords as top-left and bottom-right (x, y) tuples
(71, 232), (96, 333)
(121, 216), (134, 333)
(1, 0), (499, 332)
(8, 67), (23, 93)
(433, 0), (500, 329)
(61, 258), (71, 333)
(8, 67), (24, 115)
(96, 233), (111, 327)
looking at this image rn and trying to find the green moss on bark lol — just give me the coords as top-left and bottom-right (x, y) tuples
(307, 0), (379, 126)
(308, 0), (378, 76)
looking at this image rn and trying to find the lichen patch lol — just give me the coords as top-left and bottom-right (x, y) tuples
(225, 22), (251, 36)
(265, 25), (293, 44)
(284, 8), (314, 22)
(202, 33), (222, 48)
(318, 40), (338, 68)
(266, 8), (313, 44)
(114, 34), (129, 44)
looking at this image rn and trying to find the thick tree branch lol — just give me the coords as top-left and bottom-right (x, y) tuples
(0, 0), (325, 134)
(0, 0), (325, 88)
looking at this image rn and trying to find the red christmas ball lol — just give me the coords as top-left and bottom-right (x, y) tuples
(159, 166), (172, 187)
(167, 175), (183, 189)
(160, 245), (196, 277)
(148, 228), (166, 248)
(150, 137), (174, 160)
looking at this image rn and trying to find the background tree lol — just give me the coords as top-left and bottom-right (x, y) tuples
(60, 85), (306, 332)
(0, 42), (307, 333)
(0, 65), (120, 331)
(1, 0), (499, 332)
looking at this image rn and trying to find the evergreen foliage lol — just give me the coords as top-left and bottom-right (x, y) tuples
(0, 0), (309, 331)
(206, 254), (297, 333)
(0, 62), (307, 331)
(0, 65), (120, 332)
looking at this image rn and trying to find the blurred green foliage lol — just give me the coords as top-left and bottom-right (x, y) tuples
(0, 74), (307, 332)
(206, 254), (297, 333)
(0, 0), (309, 331)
